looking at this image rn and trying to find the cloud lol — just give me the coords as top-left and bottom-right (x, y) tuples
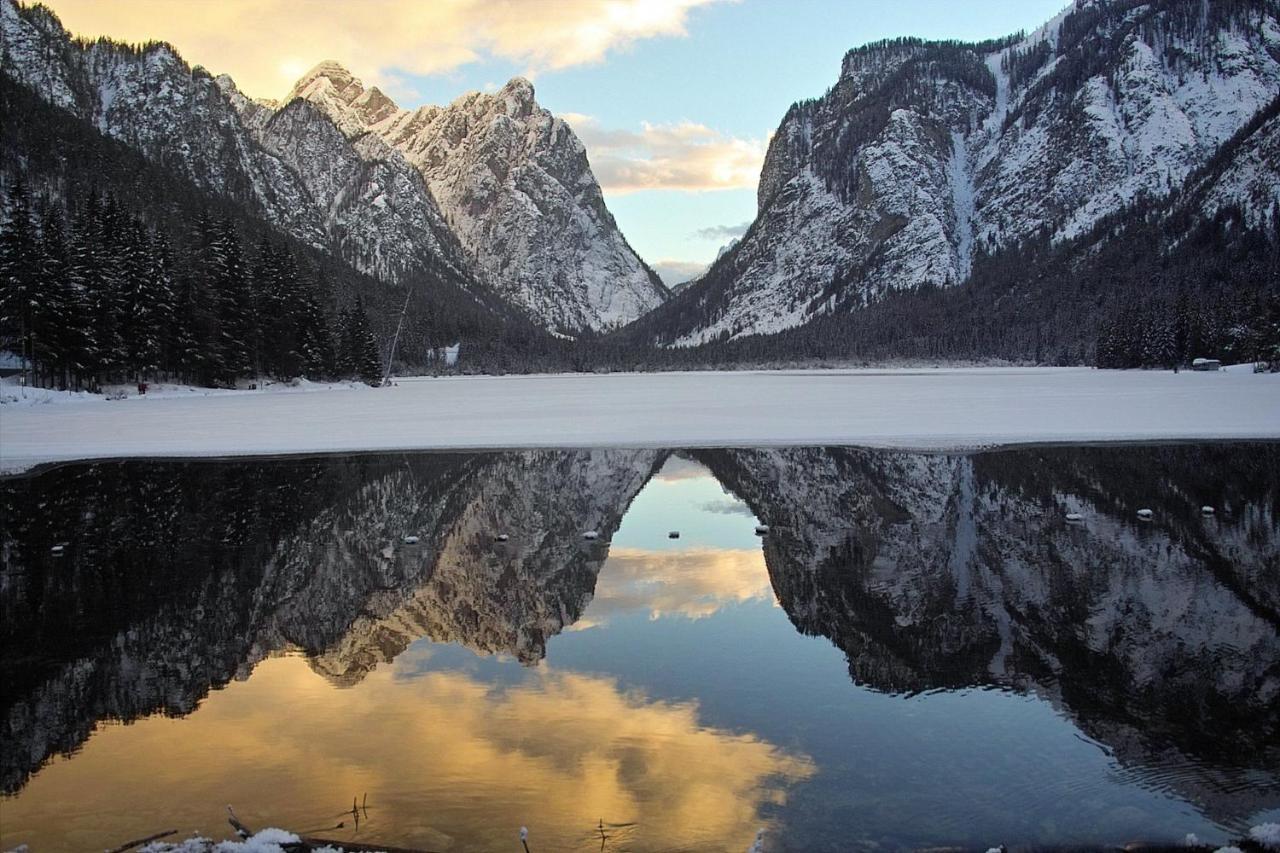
(694, 221), (751, 241)
(652, 260), (709, 286)
(41, 0), (730, 101)
(564, 115), (766, 194)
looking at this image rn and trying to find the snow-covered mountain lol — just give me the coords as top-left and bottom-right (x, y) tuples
(281, 62), (669, 333)
(647, 0), (1280, 345)
(0, 2), (666, 334)
(0, 0), (478, 290)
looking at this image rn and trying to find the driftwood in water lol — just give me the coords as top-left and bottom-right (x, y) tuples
(105, 829), (177, 853)
(227, 804), (253, 838)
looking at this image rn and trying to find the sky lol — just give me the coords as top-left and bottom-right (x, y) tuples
(43, 0), (1070, 284)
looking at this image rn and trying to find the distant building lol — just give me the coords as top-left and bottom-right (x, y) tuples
(0, 350), (27, 378)
(1191, 358), (1221, 371)
(427, 343), (461, 367)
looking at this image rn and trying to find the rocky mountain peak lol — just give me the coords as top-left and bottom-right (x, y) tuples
(281, 63), (667, 332)
(286, 59), (369, 102)
(497, 76), (536, 116)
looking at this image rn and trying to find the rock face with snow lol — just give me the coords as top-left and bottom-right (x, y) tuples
(653, 0), (1280, 345)
(283, 63), (669, 332)
(0, 2), (665, 333)
(0, 1), (477, 290)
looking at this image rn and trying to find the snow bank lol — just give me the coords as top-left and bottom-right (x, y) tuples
(140, 828), (349, 852)
(2, 368), (1278, 475)
(0, 376), (369, 408)
(1251, 823), (1280, 849)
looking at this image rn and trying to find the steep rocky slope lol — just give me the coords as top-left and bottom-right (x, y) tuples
(643, 0), (1280, 346)
(0, 1), (666, 335)
(283, 62), (669, 333)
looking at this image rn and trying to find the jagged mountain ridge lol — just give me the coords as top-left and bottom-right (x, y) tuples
(281, 61), (669, 333)
(0, 1), (666, 336)
(0, 0), (485, 294)
(639, 0), (1280, 346)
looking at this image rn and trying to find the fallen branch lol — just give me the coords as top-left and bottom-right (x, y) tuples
(105, 829), (177, 853)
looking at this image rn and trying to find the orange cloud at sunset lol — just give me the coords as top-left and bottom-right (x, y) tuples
(39, 0), (729, 102)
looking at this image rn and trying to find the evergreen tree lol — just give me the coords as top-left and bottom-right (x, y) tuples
(297, 271), (336, 379)
(340, 295), (383, 385)
(0, 177), (39, 384)
(209, 217), (255, 383)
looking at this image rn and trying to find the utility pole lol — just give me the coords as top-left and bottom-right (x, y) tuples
(382, 283), (413, 386)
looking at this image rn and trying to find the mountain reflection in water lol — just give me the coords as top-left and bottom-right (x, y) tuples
(1, 445), (1277, 851)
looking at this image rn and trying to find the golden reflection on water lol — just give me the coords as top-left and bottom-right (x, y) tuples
(572, 547), (776, 629)
(2, 654), (813, 852)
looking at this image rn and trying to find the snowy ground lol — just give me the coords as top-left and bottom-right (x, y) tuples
(2, 368), (1278, 475)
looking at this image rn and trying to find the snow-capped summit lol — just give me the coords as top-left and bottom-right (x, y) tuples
(284, 60), (399, 135)
(285, 64), (669, 333)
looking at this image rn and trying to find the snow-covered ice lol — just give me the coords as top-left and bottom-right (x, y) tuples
(1, 368), (1278, 475)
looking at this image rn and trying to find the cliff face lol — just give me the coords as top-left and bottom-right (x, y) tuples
(285, 64), (669, 333)
(646, 0), (1280, 345)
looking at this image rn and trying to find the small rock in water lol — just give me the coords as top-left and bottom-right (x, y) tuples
(668, 531), (680, 539)
(1137, 508), (1154, 520)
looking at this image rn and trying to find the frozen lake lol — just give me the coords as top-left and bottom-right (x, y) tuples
(2, 444), (1278, 851)
(2, 368), (1279, 473)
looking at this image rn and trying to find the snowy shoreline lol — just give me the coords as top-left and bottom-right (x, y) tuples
(2, 368), (1278, 475)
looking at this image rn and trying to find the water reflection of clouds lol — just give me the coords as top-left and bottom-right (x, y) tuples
(700, 499), (755, 516)
(573, 546), (775, 630)
(4, 655), (812, 852)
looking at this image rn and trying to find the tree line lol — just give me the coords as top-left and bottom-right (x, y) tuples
(0, 178), (385, 390)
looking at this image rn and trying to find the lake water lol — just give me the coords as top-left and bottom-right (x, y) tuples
(1, 444), (1278, 852)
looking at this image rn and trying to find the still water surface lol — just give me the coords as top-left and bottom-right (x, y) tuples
(1, 445), (1278, 851)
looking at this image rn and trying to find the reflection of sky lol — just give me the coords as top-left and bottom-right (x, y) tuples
(3, 453), (1269, 851)
(613, 454), (761, 552)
